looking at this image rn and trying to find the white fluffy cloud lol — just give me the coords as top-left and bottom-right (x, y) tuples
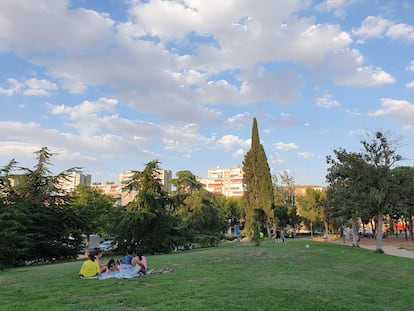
(369, 98), (414, 131)
(0, 0), (390, 121)
(216, 135), (250, 150)
(1, 1), (413, 183)
(335, 66), (395, 87)
(0, 78), (57, 96)
(24, 78), (57, 96)
(353, 16), (414, 42)
(406, 60), (414, 72)
(352, 16), (391, 40)
(274, 142), (299, 151)
(315, 92), (340, 108)
(297, 151), (315, 159)
(0, 78), (22, 96)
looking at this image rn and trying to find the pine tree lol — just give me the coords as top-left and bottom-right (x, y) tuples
(242, 118), (274, 237)
(0, 148), (84, 266)
(116, 160), (176, 253)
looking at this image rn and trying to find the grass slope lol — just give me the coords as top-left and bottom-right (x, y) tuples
(0, 239), (413, 311)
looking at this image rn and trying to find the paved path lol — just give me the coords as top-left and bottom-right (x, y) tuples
(315, 238), (414, 259)
(358, 243), (414, 259)
(325, 237), (414, 259)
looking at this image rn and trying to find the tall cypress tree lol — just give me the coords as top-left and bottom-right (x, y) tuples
(242, 118), (274, 237)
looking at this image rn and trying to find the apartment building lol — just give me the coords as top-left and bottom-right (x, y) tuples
(91, 181), (122, 205)
(199, 165), (244, 198)
(59, 170), (91, 193)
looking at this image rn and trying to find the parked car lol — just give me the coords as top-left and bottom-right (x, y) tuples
(99, 240), (117, 251)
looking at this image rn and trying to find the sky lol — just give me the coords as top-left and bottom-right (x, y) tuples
(1, 0), (414, 186)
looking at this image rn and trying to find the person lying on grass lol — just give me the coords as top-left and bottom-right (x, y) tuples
(79, 251), (100, 278)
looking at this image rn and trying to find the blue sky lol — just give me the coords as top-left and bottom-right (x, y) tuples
(1, 0), (414, 186)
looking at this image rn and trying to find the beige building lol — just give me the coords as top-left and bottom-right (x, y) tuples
(58, 170), (91, 193)
(199, 165), (244, 198)
(91, 182), (122, 205)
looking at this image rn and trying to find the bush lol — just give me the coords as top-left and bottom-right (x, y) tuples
(193, 233), (223, 247)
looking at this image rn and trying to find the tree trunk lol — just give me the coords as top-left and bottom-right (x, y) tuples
(376, 212), (383, 252)
(351, 216), (359, 247)
(404, 218), (408, 241)
(324, 220), (329, 236)
(266, 226), (271, 239)
(368, 219), (374, 238)
(310, 222), (313, 239)
(266, 217), (273, 238)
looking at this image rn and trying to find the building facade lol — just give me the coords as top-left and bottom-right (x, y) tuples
(59, 170), (91, 193)
(199, 165), (244, 198)
(91, 181), (122, 205)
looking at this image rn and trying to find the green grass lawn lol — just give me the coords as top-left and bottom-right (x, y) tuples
(1, 239), (413, 311)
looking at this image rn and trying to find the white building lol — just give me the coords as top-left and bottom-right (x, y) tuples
(199, 165), (244, 198)
(59, 170), (91, 193)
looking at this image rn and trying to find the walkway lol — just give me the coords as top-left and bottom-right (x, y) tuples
(357, 243), (414, 260)
(322, 236), (414, 260)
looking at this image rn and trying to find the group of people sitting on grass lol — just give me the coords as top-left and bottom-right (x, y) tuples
(79, 247), (149, 279)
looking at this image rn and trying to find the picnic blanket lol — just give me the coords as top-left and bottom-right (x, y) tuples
(80, 265), (175, 280)
(99, 264), (144, 279)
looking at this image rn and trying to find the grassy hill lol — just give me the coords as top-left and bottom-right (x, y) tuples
(1, 239), (412, 310)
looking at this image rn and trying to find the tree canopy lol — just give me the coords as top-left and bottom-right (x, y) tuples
(242, 118), (274, 237)
(326, 132), (404, 252)
(0, 148), (84, 268)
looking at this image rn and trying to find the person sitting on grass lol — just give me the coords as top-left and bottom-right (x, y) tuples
(105, 259), (120, 274)
(79, 251), (100, 278)
(131, 249), (147, 275)
(94, 248), (107, 273)
(121, 248), (134, 265)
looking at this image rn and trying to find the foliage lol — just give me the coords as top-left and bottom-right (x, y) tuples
(223, 196), (244, 227)
(251, 221), (261, 246)
(169, 170), (203, 212)
(182, 192), (227, 234)
(242, 118), (274, 237)
(297, 188), (326, 238)
(0, 160), (29, 268)
(70, 184), (114, 238)
(389, 166), (414, 240)
(272, 170), (300, 232)
(326, 132), (404, 251)
(169, 170), (228, 246)
(170, 170), (203, 196)
(114, 160), (176, 254)
(0, 148), (84, 268)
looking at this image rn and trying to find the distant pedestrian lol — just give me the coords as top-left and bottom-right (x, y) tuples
(344, 227), (350, 244)
(275, 230), (281, 243)
(281, 230), (285, 243)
